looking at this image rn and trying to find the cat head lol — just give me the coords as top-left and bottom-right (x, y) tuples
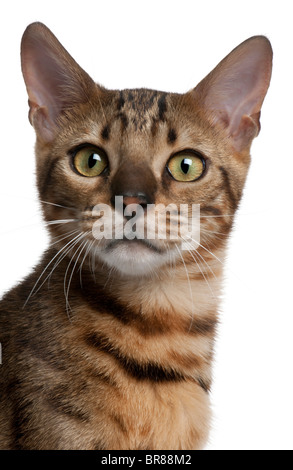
(21, 23), (272, 277)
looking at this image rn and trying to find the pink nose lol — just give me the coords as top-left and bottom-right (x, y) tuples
(122, 194), (148, 220)
(123, 196), (142, 207)
(123, 193), (148, 210)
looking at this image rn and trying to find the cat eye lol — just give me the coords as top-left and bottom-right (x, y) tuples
(73, 146), (108, 177)
(167, 151), (205, 182)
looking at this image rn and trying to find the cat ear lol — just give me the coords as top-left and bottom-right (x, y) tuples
(191, 36), (272, 151)
(21, 22), (96, 141)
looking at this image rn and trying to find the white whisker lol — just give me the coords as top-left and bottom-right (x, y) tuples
(23, 231), (84, 308)
(50, 229), (81, 246)
(90, 239), (104, 282)
(0, 194), (77, 213)
(186, 234), (251, 291)
(78, 239), (95, 288)
(64, 235), (90, 319)
(183, 236), (218, 280)
(181, 236), (217, 299)
(45, 219), (77, 226)
(200, 214), (235, 218)
(201, 227), (228, 236)
(46, 234), (87, 291)
(175, 244), (195, 333)
(185, 235), (225, 267)
(103, 264), (116, 288)
(39, 200), (79, 212)
(0, 218), (78, 239)
(31, 234), (85, 299)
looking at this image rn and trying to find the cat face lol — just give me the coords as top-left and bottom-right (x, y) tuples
(21, 23), (272, 277)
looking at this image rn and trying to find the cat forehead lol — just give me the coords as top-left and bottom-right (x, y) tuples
(118, 89), (167, 113)
(110, 88), (177, 132)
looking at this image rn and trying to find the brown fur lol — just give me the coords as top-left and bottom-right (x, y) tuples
(0, 23), (272, 449)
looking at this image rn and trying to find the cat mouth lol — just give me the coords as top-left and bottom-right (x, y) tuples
(95, 236), (176, 276)
(105, 238), (165, 254)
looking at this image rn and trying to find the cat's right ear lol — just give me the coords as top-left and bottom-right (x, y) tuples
(21, 22), (97, 142)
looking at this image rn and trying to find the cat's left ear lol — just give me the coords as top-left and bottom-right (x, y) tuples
(21, 22), (97, 142)
(190, 36), (273, 151)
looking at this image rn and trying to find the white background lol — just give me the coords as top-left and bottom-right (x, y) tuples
(0, 0), (292, 450)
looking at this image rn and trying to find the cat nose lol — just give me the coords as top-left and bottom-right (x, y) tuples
(122, 193), (148, 220)
(110, 163), (157, 213)
(123, 193), (148, 211)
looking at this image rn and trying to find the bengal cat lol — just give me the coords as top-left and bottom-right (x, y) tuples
(0, 23), (272, 450)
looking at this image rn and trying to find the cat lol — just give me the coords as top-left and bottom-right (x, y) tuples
(0, 22), (272, 450)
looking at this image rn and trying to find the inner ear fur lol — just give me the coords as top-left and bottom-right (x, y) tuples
(21, 22), (97, 141)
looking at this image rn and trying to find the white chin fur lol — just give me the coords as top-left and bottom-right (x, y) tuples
(95, 241), (176, 277)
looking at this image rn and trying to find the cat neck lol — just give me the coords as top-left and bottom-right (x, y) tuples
(38, 242), (225, 332)
(71, 244), (225, 325)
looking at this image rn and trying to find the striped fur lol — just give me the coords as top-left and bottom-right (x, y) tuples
(0, 23), (272, 449)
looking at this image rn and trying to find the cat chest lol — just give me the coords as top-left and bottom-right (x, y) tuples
(83, 378), (210, 450)
(42, 322), (210, 449)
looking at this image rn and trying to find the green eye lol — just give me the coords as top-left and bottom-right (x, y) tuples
(167, 152), (205, 182)
(73, 146), (108, 177)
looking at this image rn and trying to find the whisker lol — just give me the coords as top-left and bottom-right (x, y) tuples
(39, 199), (79, 212)
(199, 236), (220, 254)
(0, 193), (78, 213)
(175, 244), (195, 333)
(186, 234), (251, 291)
(201, 227), (228, 237)
(0, 218), (78, 238)
(200, 214), (235, 219)
(23, 231), (84, 308)
(181, 236), (217, 299)
(164, 241), (177, 273)
(0, 221), (46, 237)
(90, 239), (104, 282)
(103, 264), (116, 288)
(33, 234), (86, 300)
(200, 208), (268, 219)
(89, 244), (96, 282)
(50, 229), (81, 246)
(78, 239), (95, 288)
(46, 234), (87, 290)
(195, 248), (218, 282)
(45, 219), (78, 226)
(185, 235), (225, 267)
(0, 193), (78, 212)
(64, 235), (90, 319)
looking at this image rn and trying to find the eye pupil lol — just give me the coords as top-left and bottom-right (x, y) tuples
(181, 158), (192, 174)
(88, 153), (99, 169)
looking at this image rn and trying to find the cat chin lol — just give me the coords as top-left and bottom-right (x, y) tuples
(95, 239), (176, 277)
